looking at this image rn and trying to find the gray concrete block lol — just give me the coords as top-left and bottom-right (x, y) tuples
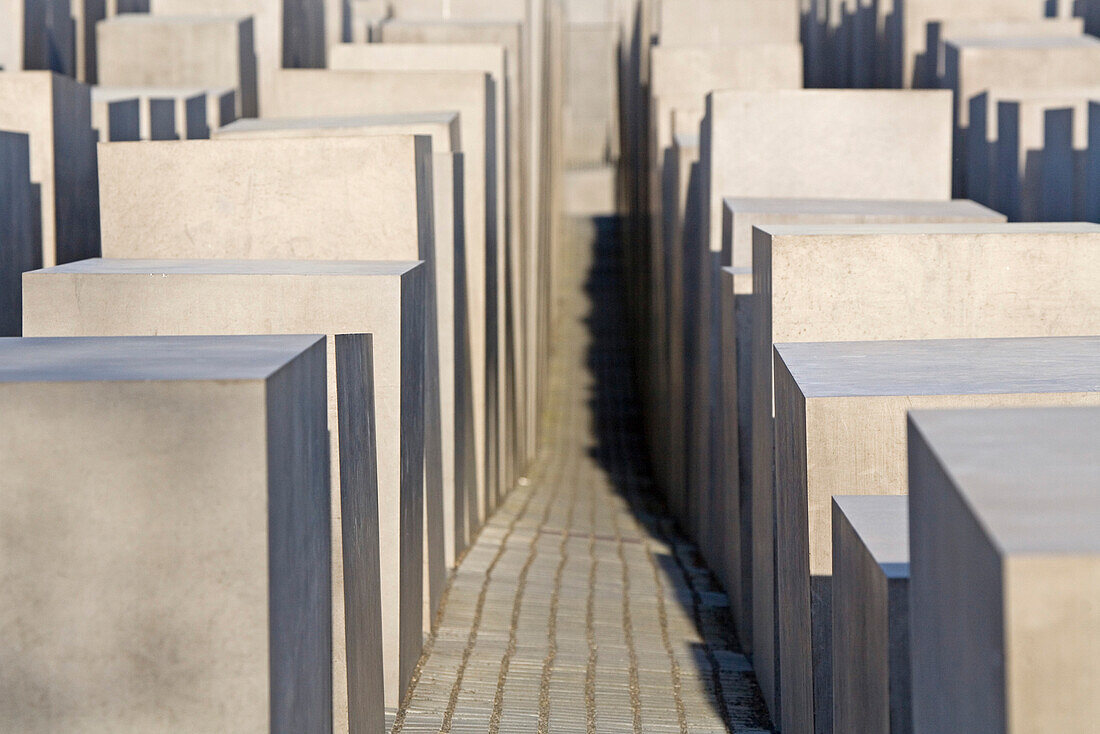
(96, 15), (259, 117)
(264, 68), (500, 508)
(657, 0), (800, 46)
(832, 495), (910, 734)
(0, 130), (40, 336)
(93, 86), (236, 141)
(23, 259), (427, 723)
(754, 223), (1100, 734)
(909, 407), (1100, 733)
(0, 334), (332, 732)
(0, 72), (99, 268)
(776, 335), (1100, 734)
(149, 0), (326, 116)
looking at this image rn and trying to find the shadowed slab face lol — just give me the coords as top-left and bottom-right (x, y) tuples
(832, 496), (910, 734)
(0, 335), (332, 733)
(909, 407), (1100, 733)
(22, 259), (428, 720)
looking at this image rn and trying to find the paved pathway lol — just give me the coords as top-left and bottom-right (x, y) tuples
(390, 217), (773, 733)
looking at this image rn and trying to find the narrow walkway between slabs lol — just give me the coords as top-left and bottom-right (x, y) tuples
(390, 215), (773, 733)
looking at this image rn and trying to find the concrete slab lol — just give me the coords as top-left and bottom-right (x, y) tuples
(0, 131), (39, 336)
(325, 43), (520, 495)
(832, 495), (910, 734)
(880, 0), (1046, 88)
(93, 86), (237, 141)
(0, 71), (99, 268)
(96, 14), (258, 117)
(0, 334), (333, 731)
(909, 407), (1100, 732)
(263, 67), (500, 509)
(23, 259), (427, 722)
(711, 198), (1003, 660)
(754, 223), (1100, 734)
(149, 0), (325, 116)
(657, 0), (800, 46)
(777, 336), (1100, 734)
(943, 36), (1100, 196)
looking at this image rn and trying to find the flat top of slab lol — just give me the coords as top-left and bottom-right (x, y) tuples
(758, 222), (1100, 237)
(776, 337), (1100, 398)
(834, 496), (909, 577)
(909, 407), (1100, 554)
(722, 266), (752, 276)
(723, 197), (1002, 218)
(218, 112), (459, 134)
(93, 86), (209, 100)
(102, 14), (249, 24)
(0, 335), (323, 383)
(950, 35), (1100, 49)
(382, 18), (521, 30)
(34, 258), (421, 277)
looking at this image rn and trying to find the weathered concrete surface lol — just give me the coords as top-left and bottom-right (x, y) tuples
(0, 334), (332, 732)
(23, 259), (428, 722)
(657, 0), (799, 46)
(832, 495), (910, 734)
(909, 407), (1100, 733)
(775, 335), (1100, 734)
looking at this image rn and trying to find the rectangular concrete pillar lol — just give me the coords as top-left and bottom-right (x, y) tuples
(96, 15), (259, 117)
(713, 198), (1003, 660)
(832, 495), (910, 734)
(149, 0), (326, 116)
(881, 0), (1045, 88)
(776, 336), (1100, 734)
(0, 71), (99, 268)
(0, 334), (332, 731)
(23, 260), (425, 724)
(943, 36), (1100, 197)
(0, 130), (40, 336)
(264, 67), (500, 509)
(657, 0), (800, 46)
(909, 407), (1100, 733)
(93, 86), (236, 141)
(754, 223), (1100, 734)
(326, 42), (521, 500)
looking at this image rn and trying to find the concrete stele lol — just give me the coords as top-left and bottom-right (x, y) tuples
(0, 335), (332, 732)
(775, 335), (1100, 734)
(753, 223), (1100, 734)
(832, 495), (910, 734)
(23, 259), (428, 724)
(908, 407), (1100, 732)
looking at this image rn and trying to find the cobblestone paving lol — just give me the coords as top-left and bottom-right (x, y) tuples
(389, 217), (773, 733)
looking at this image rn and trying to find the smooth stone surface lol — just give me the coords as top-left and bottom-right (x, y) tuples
(23, 259), (427, 720)
(96, 14), (258, 117)
(755, 223), (1100, 734)
(0, 131), (39, 336)
(775, 335), (1100, 734)
(832, 496), (910, 734)
(909, 407), (1100, 733)
(264, 67), (499, 510)
(0, 71), (99, 268)
(0, 335), (332, 732)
